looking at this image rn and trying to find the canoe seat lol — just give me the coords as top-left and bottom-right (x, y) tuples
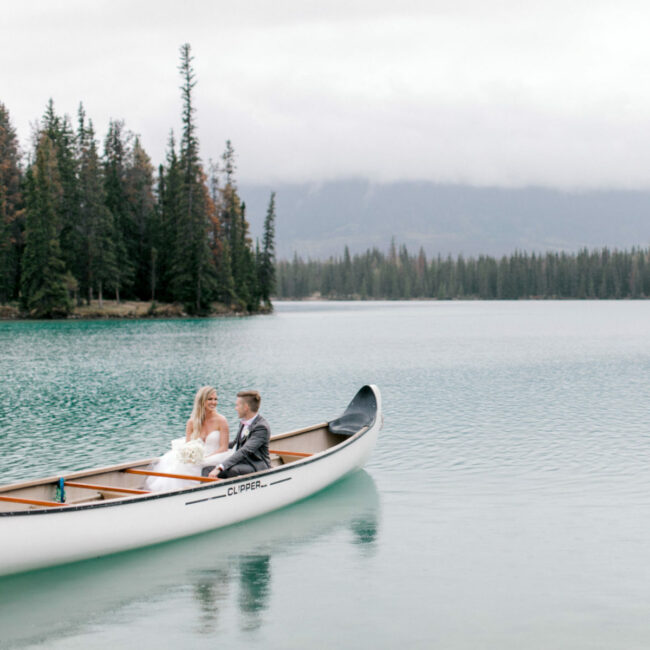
(270, 453), (284, 468)
(268, 449), (313, 465)
(54, 494), (102, 506)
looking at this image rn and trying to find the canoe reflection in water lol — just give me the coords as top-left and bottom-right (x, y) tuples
(0, 471), (379, 646)
(193, 555), (271, 634)
(238, 555), (271, 631)
(191, 470), (379, 634)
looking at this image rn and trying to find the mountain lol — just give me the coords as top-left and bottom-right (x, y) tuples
(240, 179), (650, 260)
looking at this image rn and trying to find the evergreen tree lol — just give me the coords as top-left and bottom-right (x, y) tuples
(258, 191), (276, 305)
(126, 136), (156, 299)
(342, 245), (353, 297)
(171, 43), (217, 313)
(228, 200), (257, 310)
(274, 243), (650, 301)
(209, 159), (234, 304)
(240, 201), (259, 310)
(0, 103), (23, 303)
(77, 108), (118, 305)
(103, 119), (134, 300)
(158, 132), (182, 302)
(220, 140), (237, 242)
(3, 45), (275, 316)
(218, 141), (257, 309)
(41, 100), (81, 300)
(21, 134), (70, 317)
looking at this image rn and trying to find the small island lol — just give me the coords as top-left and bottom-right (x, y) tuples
(0, 44), (276, 320)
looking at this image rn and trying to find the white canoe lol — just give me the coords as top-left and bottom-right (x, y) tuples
(0, 471), (379, 647)
(0, 385), (382, 577)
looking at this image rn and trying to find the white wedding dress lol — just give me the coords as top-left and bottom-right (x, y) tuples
(145, 431), (233, 491)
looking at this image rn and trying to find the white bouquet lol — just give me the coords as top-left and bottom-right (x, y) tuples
(172, 438), (205, 465)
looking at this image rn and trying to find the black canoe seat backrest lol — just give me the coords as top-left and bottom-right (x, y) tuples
(328, 385), (377, 437)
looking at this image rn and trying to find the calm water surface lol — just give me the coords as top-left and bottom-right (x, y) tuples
(2, 301), (650, 649)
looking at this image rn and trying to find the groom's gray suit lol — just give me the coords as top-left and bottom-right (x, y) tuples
(204, 414), (271, 478)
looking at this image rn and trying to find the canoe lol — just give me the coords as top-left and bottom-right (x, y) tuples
(0, 385), (382, 577)
(0, 471), (379, 647)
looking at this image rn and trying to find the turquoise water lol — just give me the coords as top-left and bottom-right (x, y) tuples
(2, 301), (650, 649)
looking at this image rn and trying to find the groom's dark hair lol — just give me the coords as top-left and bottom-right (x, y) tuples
(237, 390), (261, 412)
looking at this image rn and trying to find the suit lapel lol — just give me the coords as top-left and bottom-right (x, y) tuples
(235, 423), (245, 449)
(236, 415), (259, 449)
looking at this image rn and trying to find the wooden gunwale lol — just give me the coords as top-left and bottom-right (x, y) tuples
(0, 494), (66, 508)
(269, 422), (329, 442)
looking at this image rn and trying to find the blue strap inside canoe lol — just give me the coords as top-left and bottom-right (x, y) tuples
(57, 477), (66, 503)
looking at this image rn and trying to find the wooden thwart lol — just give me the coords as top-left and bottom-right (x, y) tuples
(65, 481), (151, 495)
(0, 494), (65, 508)
(125, 468), (218, 483)
(269, 449), (313, 458)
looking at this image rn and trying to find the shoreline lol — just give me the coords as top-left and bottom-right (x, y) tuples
(3, 295), (647, 320)
(0, 300), (272, 321)
(273, 295), (650, 302)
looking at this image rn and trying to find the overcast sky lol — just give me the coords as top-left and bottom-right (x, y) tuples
(3, 0), (650, 189)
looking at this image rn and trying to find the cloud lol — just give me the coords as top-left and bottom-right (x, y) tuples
(2, 0), (650, 188)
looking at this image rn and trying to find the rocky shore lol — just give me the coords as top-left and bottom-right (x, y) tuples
(0, 300), (272, 320)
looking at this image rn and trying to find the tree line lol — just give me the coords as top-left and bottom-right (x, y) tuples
(277, 242), (650, 300)
(0, 43), (276, 317)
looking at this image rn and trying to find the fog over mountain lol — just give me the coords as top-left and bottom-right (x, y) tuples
(241, 180), (650, 260)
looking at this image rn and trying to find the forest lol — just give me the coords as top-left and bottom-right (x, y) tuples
(276, 242), (650, 300)
(3, 44), (649, 313)
(0, 44), (276, 317)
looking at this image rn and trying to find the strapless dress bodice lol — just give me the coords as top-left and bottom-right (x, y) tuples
(203, 430), (222, 456)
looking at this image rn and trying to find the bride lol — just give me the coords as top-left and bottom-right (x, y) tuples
(146, 386), (233, 491)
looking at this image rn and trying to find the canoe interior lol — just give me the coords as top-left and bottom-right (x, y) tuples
(0, 422), (353, 513)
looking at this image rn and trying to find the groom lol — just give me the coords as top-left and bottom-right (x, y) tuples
(204, 390), (271, 479)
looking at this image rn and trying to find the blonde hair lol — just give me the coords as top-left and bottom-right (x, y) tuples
(189, 386), (217, 440)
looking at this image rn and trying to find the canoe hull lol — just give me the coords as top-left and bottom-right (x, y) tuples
(0, 386), (381, 577)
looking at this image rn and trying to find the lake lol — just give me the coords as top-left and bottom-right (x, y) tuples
(2, 301), (650, 649)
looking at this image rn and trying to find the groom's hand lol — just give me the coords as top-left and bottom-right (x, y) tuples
(208, 466), (222, 479)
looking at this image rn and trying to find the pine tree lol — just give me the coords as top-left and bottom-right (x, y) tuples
(258, 191), (277, 305)
(0, 103), (23, 303)
(21, 134), (70, 317)
(158, 132), (182, 302)
(126, 136), (156, 299)
(77, 108), (118, 306)
(171, 43), (217, 314)
(218, 142), (259, 310)
(218, 142), (253, 308)
(239, 201), (259, 310)
(103, 119), (134, 300)
(209, 159), (234, 304)
(220, 140), (237, 242)
(40, 100), (81, 300)
(342, 245), (353, 296)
